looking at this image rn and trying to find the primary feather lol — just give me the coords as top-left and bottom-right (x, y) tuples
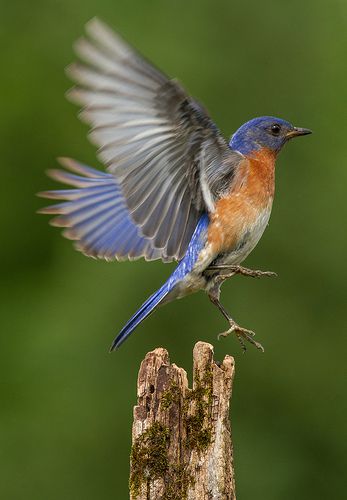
(38, 159), (163, 261)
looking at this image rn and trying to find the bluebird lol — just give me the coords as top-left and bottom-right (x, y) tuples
(38, 19), (312, 352)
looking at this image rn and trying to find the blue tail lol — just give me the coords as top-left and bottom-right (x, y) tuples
(110, 281), (173, 350)
(110, 213), (210, 350)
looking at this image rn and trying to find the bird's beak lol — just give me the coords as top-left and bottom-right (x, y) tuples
(286, 127), (312, 139)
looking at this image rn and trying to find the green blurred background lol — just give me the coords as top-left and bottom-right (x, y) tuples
(1, 0), (346, 498)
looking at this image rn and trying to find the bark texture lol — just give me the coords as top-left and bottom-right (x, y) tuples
(130, 341), (236, 500)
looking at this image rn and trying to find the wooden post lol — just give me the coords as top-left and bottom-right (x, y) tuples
(129, 341), (236, 499)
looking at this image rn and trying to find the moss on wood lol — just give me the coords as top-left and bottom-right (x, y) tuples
(131, 364), (215, 498)
(184, 367), (213, 451)
(130, 422), (170, 497)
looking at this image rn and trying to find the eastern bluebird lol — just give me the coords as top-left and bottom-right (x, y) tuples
(38, 19), (312, 352)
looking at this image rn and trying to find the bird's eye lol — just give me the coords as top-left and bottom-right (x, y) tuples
(271, 124), (281, 135)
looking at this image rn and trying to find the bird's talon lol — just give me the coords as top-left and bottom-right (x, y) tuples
(240, 327), (256, 337)
(236, 333), (247, 352)
(218, 320), (264, 352)
(217, 328), (232, 340)
(252, 270), (277, 278)
(264, 271), (278, 278)
(243, 332), (265, 352)
(254, 341), (265, 352)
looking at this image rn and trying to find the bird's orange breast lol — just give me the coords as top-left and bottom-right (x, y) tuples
(207, 148), (276, 254)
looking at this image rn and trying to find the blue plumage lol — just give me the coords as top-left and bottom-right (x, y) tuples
(230, 116), (294, 154)
(38, 160), (162, 262)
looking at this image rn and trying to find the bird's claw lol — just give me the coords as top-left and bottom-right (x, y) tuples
(207, 265), (277, 280)
(218, 321), (265, 353)
(235, 267), (277, 279)
(252, 270), (277, 278)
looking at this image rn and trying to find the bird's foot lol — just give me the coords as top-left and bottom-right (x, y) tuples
(217, 320), (265, 353)
(235, 265), (277, 279)
(208, 264), (277, 279)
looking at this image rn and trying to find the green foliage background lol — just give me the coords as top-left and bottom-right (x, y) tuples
(1, 1), (346, 498)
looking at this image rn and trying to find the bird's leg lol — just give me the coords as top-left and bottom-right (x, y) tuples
(207, 264), (277, 279)
(208, 293), (264, 353)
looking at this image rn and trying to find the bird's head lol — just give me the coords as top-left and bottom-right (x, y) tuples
(230, 116), (312, 156)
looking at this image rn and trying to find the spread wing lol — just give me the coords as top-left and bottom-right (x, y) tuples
(67, 18), (242, 261)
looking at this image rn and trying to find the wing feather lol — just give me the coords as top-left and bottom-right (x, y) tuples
(57, 19), (244, 261)
(38, 160), (167, 262)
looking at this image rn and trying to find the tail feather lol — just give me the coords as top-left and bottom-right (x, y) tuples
(111, 213), (210, 350)
(110, 282), (171, 350)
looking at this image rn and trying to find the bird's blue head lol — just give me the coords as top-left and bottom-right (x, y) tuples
(230, 116), (312, 156)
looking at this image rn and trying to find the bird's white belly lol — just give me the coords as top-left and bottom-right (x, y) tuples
(168, 204), (272, 300)
(221, 205), (272, 266)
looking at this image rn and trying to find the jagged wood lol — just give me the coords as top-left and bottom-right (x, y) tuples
(130, 341), (236, 499)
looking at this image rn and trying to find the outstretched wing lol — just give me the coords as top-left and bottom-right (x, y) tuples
(67, 18), (242, 261)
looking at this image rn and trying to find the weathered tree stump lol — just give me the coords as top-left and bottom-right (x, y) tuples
(130, 341), (236, 499)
